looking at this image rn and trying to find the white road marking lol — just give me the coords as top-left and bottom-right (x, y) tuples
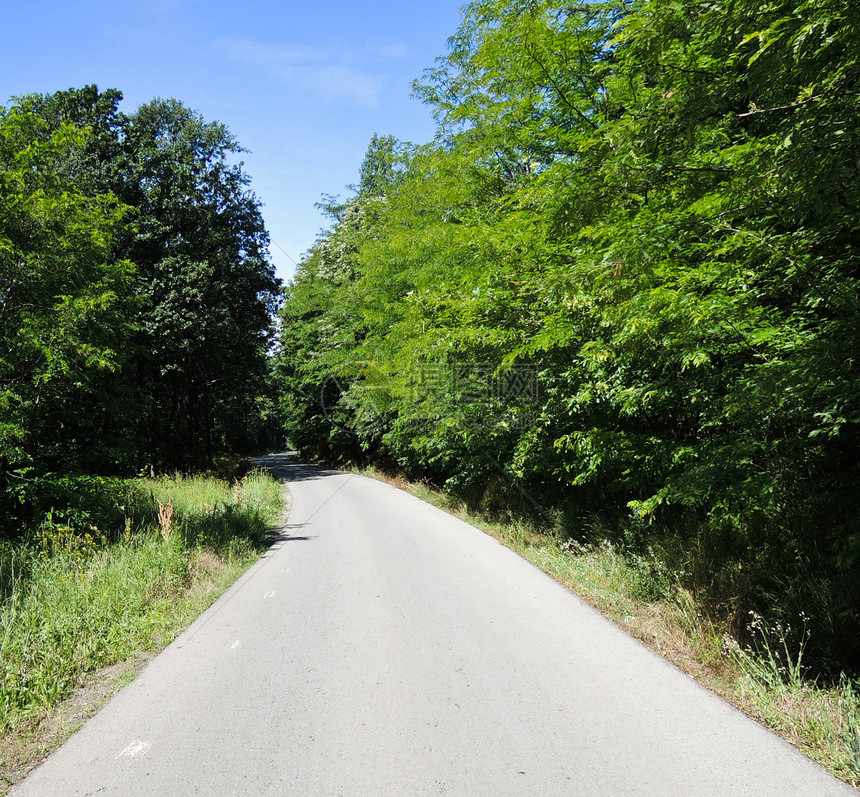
(280, 568), (291, 574)
(116, 740), (152, 759)
(264, 591), (276, 599)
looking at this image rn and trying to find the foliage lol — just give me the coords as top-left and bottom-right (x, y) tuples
(0, 105), (134, 481)
(120, 97), (282, 468)
(0, 86), (283, 489)
(274, 0), (860, 674)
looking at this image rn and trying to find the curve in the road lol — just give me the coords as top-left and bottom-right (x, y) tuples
(11, 454), (854, 796)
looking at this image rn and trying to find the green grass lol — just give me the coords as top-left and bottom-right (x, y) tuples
(359, 465), (860, 790)
(0, 469), (285, 737)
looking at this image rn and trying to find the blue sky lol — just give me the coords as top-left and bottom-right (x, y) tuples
(1, 0), (467, 284)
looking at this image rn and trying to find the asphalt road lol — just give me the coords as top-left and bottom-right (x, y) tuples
(11, 455), (854, 796)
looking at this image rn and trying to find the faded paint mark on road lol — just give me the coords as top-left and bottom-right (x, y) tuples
(116, 740), (151, 759)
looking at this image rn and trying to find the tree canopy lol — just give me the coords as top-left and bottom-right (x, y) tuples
(0, 105), (133, 478)
(275, 0), (860, 674)
(1, 86), (282, 506)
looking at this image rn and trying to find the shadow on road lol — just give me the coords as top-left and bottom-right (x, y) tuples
(252, 454), (340, 547)
(250, 453), (341, 484)
(261, 521), (316, 551)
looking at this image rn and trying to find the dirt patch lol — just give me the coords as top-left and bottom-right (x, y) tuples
(623, 604), (709, 678)
(0, 651), (156, 795)
(188, 547), (225, 591)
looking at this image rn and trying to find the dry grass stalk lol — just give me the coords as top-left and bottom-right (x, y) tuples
(156, 497), (174, 541)
(233, 480), (244, 505)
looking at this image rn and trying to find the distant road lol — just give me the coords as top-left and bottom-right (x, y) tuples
(12, 455), (853, 795)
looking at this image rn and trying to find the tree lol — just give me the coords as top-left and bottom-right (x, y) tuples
(357, 133), (401, 197)
(275, 0), (860, 672)
(18, 87), (283, 470)
(121, 98), (282, 468)
(276, 134), (416, 463)
(0, 104), (134, 479)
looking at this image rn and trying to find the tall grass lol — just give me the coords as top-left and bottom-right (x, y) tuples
(0, 469), (284, 734)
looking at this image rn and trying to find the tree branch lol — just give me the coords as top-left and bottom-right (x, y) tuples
(737, 94), (823, 117)
(522, 41), (599, 131)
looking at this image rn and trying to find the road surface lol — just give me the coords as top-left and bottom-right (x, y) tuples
(11, 455), (854, 795)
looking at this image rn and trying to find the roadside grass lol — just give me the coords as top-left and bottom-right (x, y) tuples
(0, 468), (285, 793)
(358, 465), (860, 790)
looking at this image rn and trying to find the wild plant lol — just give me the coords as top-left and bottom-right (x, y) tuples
(156, 498), (174, 541)
(0, 469), (284, 742)
(722, 610), (810, 692)
(837, 676), (860, 780)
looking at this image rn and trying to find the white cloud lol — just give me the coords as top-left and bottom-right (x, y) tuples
(218, 39), (322, 68)
(307, 65), (381, 106)
(215, 37), (407, 108)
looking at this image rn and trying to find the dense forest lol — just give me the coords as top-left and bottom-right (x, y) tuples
(275, 0), (860, 676)
(0, 86), (282, 532)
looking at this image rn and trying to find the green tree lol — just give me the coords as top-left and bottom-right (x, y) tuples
(276, 134), (417, 463)
(276, 0), (860, 672)
(19, 86), (283, 470)
(122, 98), (282, 468)
(0, 105), (134, 480)
(357, 133), (402, 197)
